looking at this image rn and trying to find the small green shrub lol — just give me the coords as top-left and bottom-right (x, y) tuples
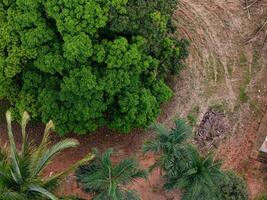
(255, 193), (267, 200)
(187, 106), (199, 126)
(217, 171), (248, 200)
(239, 87), (249, 103)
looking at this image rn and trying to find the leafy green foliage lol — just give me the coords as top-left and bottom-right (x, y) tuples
(255, 193), (267, 200)
(107, 0), (189, 76)
(144, 120), (234, 200)
(143, 119), (192, 174)
(60, 196), (85, 200)
(165, 146), (223, 200)
(187, 106), (199, 126)
(76, 148), (147, 200)
(217, 171), (248, 200)
(0, 111), (94, 200)
(0, 0), (187, 135)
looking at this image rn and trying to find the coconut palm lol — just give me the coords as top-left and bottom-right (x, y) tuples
(0, 111), (94, 200)
(76, 148), (147, 200)
(167, 146), (223, 200)
(143, 119), (192, 173)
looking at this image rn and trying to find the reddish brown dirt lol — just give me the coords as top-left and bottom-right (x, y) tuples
(0, 122), (180, 199)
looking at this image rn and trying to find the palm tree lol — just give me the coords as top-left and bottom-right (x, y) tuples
(143, 119), (192, 173)
(167, 146), (223, 200)
(76, 148), (147, 200)
(0, 111), (94, 200)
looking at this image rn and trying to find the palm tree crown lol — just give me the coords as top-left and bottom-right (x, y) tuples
(143, 119), (192, 173)
(167, 146), (223, 200)
(0, 111), (94, 200)
(76, 148), (147, 200)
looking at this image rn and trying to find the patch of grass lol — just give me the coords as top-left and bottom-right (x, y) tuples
(252, 51), (261, 73)
(205, 56), (224, 83)
(209, 101), (233, 116)
(238, 52), (251, 104)
(239, 87), (249, 103)
(238, 73), (250, 104)
(239, 52), (248, 67)
(187, 106), (200, 126)
(255, 193), (267, 200)
(210, 104), (225, 113)
(227, 64), (233, 78)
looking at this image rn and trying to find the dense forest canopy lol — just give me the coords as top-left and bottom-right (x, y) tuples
(0, 0), (188, 135)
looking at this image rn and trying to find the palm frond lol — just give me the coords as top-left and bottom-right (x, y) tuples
(29, 184), (58, 200)
(33, 138), (79, 176)
(1, 111), (88, 199)
(76, 148), (146, 200)
(6, 111), (22, 182)
(44, 153), (95, 186)
(21, 112), (30, 155)
(114, 157), (147, 185)
(123, 190), (140, 200)
(143, 119), (192, 173)
(171, 119), (192, 143)
(177, 146), (223, 200)
(0, 190), (27, 200)
(31, 120), (55, 172)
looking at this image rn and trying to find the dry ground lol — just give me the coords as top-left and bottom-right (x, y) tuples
(0, 0), (267, 199)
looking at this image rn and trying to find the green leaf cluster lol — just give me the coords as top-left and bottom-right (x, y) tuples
(217, 171), (248, 200)
(144, 120), (249, 200)
(0, 0), (187, 135)
(76, 148), (147, 200)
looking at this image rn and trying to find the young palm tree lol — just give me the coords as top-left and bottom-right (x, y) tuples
(143, 119), (192, 173)
(76, 148), (147, 200)
(0, 111), (94, 200)
(167, 146), (223, 200)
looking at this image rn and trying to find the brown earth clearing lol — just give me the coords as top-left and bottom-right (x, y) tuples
(0, 0), (267, 199)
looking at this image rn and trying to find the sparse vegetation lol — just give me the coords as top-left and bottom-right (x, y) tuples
(239, 87), (249, 103)
(255, 193), (267, 200)
(217, 171), (248, 200)
(187, 106), (199, 126)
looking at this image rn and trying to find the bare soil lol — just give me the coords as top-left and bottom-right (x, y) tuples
(0, 0), (267, 199)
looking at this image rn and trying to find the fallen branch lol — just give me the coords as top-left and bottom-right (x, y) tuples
(246, 19), (267, 43)
(243, 0), (260, 10)
(261, 30), (267, 49)
(245, 0), (251, 20)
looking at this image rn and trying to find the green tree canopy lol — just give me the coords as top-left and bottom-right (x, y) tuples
(0, 0), (188, 135)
